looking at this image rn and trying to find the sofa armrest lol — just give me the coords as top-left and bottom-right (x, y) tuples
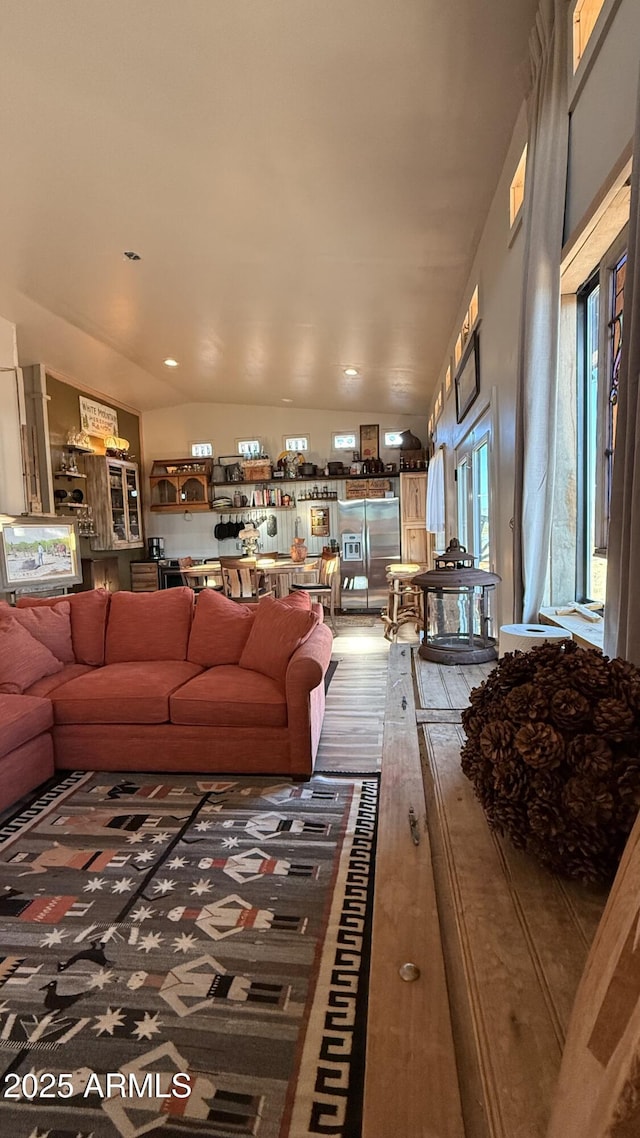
(285, 622), (333, 776)
(286, 622), (332, 694)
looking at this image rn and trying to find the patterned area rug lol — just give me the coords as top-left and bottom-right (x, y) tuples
(0, 771), (378, 1137)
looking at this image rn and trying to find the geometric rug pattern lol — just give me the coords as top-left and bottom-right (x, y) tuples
(0, 771), (378, 1137)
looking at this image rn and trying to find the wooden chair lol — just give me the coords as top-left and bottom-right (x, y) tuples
(290, 551), (340, 631)
(178, 557), (222, 593)
(219, 557), (272, 603)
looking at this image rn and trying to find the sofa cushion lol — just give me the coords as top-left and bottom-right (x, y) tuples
(24, 663), (95, 697)
(105, 588), (194, 663)
(278, 590), (311, 610)
(187, 589), (256, 667)
(51, 661), (203, 724)
(17, 589), (110, 665)
(239, 595), (319, 685)
(0, 617), (64, 694)
(10, 601), (75, 663)
(0, 693), (53, 760)
(170, 665), (287, 727)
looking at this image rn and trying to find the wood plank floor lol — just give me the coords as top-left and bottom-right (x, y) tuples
(315, 625), (390, 774)
(415, 650), (608, 1138)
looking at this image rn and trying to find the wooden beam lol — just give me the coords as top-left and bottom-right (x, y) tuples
(363, 643), (465, 1138)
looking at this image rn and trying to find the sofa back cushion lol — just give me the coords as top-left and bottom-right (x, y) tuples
(239, 595), (319, 685)
(105, 587), (194, 663)
(17, 589), (110, 665)
(0, 616), (64, 693)
(187, 589), (256, 667)
(277, 590), (311, 610)
(10, 601), (75, 663)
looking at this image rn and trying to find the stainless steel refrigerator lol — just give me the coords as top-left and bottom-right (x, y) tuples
(338, 496), (400, 610)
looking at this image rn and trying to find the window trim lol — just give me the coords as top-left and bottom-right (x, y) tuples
(568, 0), (623, 111)
(331, 431), (357, 452)
(236, 438), (262, 457)
(383, 430), (403, 448)
(575, 226), (627, 602)
(189, 441), (213, 458)
(283, 435), (309, 453)
(455, 410), (494, 573)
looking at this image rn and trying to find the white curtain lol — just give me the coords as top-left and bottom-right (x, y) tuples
(426, 447), (445, 533)
(513, 0), (569, 622)
(604, 68), (640, 663)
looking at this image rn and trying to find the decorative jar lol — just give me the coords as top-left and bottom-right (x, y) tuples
(290, 537), (308, 563)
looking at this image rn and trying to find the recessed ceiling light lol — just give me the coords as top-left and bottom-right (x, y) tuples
(343, 367), (359, 377)
(123, 250), (142, 261)
(282, 398), (293, 404)
(163, 358), (179, 368)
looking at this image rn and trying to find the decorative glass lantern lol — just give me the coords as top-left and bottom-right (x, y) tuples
(413, 538), (501, 664)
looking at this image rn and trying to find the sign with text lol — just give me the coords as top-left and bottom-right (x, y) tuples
(79, 396), (119, 440)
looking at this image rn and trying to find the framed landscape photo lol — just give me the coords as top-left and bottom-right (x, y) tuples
(0, 517), (82, 591)
(359, 423), (379, 461)
(455, 329), (480, 423)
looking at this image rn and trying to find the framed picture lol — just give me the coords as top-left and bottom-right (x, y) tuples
(455, 329), (480, 423)
(359, 423), (379, 461)
(0, 517), (82, 591)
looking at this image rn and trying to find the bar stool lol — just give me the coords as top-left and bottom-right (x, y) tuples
(381, 563), (424, 641)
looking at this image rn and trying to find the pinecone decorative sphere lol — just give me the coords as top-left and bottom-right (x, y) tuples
(461, 639), (640, 882)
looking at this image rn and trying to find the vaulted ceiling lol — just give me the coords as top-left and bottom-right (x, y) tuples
(0, 0), (538, 413)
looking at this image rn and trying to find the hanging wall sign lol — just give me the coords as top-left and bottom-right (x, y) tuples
(79, 396), (119, 439)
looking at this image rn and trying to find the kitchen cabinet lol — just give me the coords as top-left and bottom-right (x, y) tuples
(400, 472), (432, 566)
(85, 456), (144, 550)
(150, 458), (212, 512)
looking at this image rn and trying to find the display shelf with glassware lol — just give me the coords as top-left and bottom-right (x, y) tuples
(85, 455), (144, 550)
(150, 458), (212, 512)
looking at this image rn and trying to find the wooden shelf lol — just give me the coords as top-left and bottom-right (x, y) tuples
(212, 473), (398, 488)
(150, 502), (211, 513)
(210, 505), (295, 512)
(54, 471), (87, 478)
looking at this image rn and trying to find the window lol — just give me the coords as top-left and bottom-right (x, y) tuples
(572, 0), (607, 72)
(577, 234), (627, 603)
(455, 415), (493, 572)
(284, 435), (308, 452)
(454, 286), (480, 366)
(509, 146), (527, 228)
(236, 439), (261, 457)
(434, 387), (443, 422)
(190, 441), (213, 458)
(384, 430), (403, 448)
(332, 432), (357, 451)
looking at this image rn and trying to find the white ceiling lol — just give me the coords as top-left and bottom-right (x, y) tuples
(0, 0), (538, 415)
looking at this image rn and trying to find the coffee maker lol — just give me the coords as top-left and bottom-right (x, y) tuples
(147, 537), (165, 561)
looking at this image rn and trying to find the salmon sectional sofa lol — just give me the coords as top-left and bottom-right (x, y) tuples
(0, 587), (332, 811)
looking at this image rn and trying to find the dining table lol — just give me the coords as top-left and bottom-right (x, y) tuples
(180, 557), (319, 599)
(255, 557), (319, 598)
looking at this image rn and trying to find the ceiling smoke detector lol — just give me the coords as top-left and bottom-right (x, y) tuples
(123, 250), (142, 261)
